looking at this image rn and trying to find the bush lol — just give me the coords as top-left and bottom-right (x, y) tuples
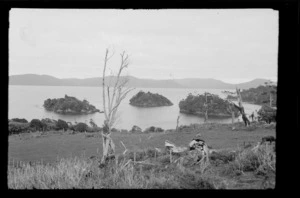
(130, 125), (142, 133)
(257, 105), (276, 124)
(8, 121), (30, 135)
(11, 118), (28, 123)
(56, 119), (69, 130)
(74, 122), (88, 132)
(86, 126), (102, 133)
(41, 118), (58, 131)
(30, 119), (45, 131)
(111, 128), (120, 133)
(144, 126), (164, 133)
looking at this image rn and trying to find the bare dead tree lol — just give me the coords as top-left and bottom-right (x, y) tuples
(100, 49), (134, 165)
(223, 90), (237, 128)
(235, 88), (250, 127)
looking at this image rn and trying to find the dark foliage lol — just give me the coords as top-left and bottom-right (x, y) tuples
(30, 119), (45, 131)
(144, 126), (164, 133)
(129, 91), (173, 107)
(43, 95), (100, 114)
(11, 118), (28, 123)
(41, 118), (58, 131)
(257, 105), (276, 124)
(229, 85), (277, 106)
(130, 125), (142, 133)
(8, 121), (30, 135)
(74, 122), (88, 132)
(179, 93), (239, 117)
(56, 119), (69, 130)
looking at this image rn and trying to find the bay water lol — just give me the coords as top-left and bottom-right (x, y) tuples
(9, 85), (261, 130)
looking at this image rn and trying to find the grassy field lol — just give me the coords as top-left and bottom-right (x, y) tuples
(9, 122), (275, 164)
(8, 122), (276, 189)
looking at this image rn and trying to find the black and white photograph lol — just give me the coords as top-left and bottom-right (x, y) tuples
(7, 8), (278, 189)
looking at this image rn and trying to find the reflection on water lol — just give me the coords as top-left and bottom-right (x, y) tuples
(9, 86), (261, 130)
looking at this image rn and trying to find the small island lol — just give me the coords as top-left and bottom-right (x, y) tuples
(179, 93), (240, 117)
(43, 95), (102, 115)
(129, 91), (173, 107)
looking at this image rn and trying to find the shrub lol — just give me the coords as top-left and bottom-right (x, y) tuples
(144, 126), (164, 133)
(130, 125), (142, 133)
(74, 123), (88, 132)
(30, 119), (45, 131)
(41, 118), (58, 131)
(56, 119), (69, 130)
(120, 129), (129, 133)
(111, 128), (120, 133)
(11, 118), (28, 123)
(257, 105), (276, 124)
(8, 121), (30, 135)
(86, 126), (102, 133)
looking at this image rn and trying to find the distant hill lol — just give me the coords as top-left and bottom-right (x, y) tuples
(174, 78), (235, 89)
(9, 74), (275, 89)
(235, 79), (275, 90)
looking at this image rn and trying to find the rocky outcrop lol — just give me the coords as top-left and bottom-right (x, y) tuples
(43, 95), (102, 115)
(129, 91), (173, 107)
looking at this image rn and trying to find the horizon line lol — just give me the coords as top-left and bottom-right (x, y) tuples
(9, 73), (277, 84)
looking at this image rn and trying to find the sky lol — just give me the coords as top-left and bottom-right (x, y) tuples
(9, 9), (278, 84)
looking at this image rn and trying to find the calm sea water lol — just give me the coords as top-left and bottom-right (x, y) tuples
(8, 85), (261, 130)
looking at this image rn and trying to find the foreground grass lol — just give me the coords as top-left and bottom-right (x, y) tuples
(8, 142), (276, 189)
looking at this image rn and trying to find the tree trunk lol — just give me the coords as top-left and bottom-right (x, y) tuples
(204, 110), (208, 122)
(100, 122), (115, 164)
(236, 88), (251, 126)
(176, 115), (180, 131)
(204, 93), (208, 122)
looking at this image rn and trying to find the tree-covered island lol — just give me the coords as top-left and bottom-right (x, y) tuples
(129, 91), (173, 107)
(179, 93), (240, 118)
(43, 95), (102, 114)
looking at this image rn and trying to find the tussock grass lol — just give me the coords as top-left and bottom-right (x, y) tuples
(220, 143), (276, 177)
(8, 157), (91, 189)
(8, 142), (275, 189)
